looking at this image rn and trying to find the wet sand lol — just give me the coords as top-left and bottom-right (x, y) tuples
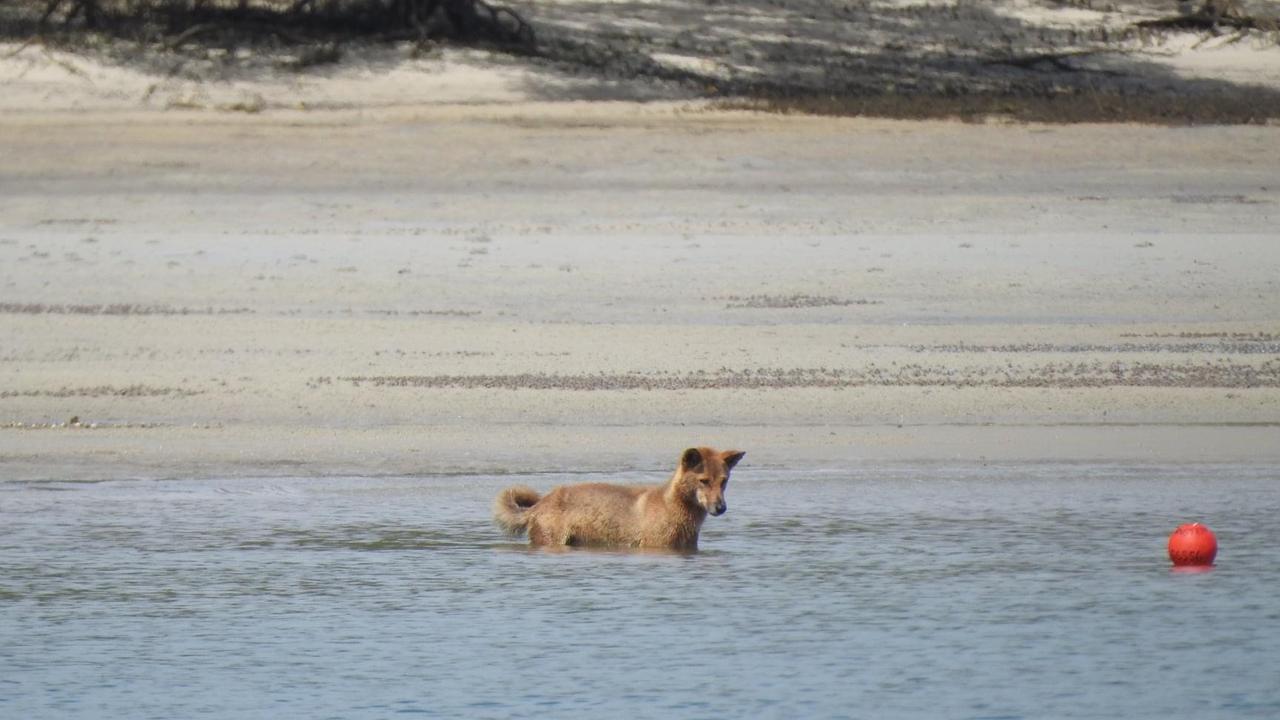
(2, 105), (1279, 480)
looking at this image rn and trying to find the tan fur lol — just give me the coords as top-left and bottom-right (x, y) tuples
(492, 447), (745, 552)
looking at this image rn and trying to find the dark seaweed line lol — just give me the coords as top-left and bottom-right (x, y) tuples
(0, 385), (202, 398)
(0, 303), (253, 316)
(904, 342), (1280, 354)
(719, 294), (883, 309)
(336, 362), (1280, 390)
(1121, 332), (1280, 341)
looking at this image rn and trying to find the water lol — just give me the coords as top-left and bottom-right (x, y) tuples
(2, 464), (1278, 719)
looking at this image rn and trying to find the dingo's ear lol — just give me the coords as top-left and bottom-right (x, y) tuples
(721, 450), (745, 470)
(681, 447), (705, 473)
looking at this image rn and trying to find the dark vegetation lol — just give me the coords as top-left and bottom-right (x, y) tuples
(5, 0), (534, 45)
(3, 0), (1280, 122)
(1136, 0), (1278, 31)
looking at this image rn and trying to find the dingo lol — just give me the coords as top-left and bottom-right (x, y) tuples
(493, 447), (745, 552)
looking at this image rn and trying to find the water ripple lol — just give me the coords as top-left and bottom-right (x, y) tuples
(1, 467), (1277, 718)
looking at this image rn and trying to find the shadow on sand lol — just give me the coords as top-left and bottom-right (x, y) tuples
(4, 0), (1280, 121)
(511, 0), (1280, 121)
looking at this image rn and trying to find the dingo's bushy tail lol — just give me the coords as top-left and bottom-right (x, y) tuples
(493, 485), (541, 536)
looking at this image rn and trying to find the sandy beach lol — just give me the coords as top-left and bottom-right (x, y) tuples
(4, 0), (1280, 481)
(7, 8), (1280, 713)
(2, 94), (1278, 481)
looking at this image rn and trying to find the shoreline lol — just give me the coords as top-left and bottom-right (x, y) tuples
(5, 424), (1280, 483)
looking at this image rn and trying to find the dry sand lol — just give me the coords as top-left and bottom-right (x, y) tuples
(3, 104), (1279, 480)
(2, 34), (1279, 479)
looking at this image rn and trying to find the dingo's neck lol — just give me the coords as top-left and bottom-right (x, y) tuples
(661, 472), (707, 519)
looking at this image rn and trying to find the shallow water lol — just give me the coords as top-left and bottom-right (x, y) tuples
(2, 464), (1278, 719)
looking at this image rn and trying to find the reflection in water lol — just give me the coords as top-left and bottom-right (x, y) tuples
(2, 466), (1278, 718)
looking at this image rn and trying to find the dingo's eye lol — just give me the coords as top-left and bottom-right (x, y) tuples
(699, 477), (710, 485)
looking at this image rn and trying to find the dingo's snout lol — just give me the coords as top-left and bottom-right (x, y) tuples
(710, 499), (727, 516)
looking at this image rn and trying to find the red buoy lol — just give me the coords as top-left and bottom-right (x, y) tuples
(1168, 523), (1217, 567)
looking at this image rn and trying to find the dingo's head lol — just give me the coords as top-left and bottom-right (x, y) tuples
(679, 447), (745, 516)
